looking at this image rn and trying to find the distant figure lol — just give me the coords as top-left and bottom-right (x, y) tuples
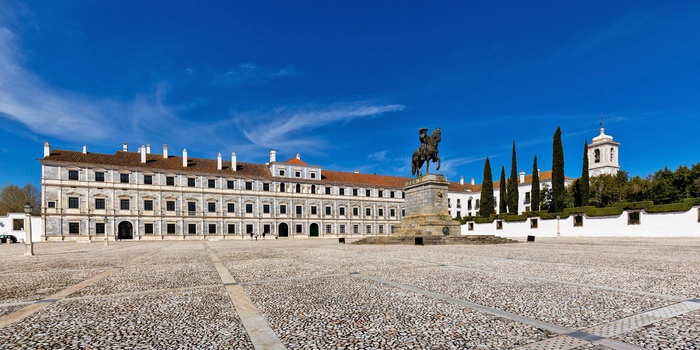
(262, 231), (266, 239)
(254, 232), (258, 241)
(250, 232), (253, 240)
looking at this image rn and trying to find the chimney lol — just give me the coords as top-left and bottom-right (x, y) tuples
(146, 144), (151, 154)
(43, 142), (50, 157)
(141, 145), (147, 163)
(519, 171), (525, 183)
(163, 144), (168, 158)
(182, 149), (188, 167)
(270, 150), (276, 163)
(460, 175), (464, 185)
(123, 142), (128, 152)
(82, 145), (87, 154)
(217, 153), (222, 170)
(231, 152), (237, 171)
(296, 153), (301, 160)
(537, 168), (541, 175)
(354, 170), (359, 174)
(471, 177), (475, 186)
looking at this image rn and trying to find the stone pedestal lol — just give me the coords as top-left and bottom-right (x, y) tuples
(396, 174), (461, 237)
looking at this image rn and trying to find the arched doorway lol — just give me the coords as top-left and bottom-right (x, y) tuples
(278, 223), (289, 237)
(309, 223), (319, 237)
(117, 221), (133, 240)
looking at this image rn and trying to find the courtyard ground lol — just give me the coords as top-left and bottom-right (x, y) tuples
(1, 237), (699, 349)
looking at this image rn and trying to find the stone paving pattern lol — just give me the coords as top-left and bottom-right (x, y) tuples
(0, 237), (699, 349)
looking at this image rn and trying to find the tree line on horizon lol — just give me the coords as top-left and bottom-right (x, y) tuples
(478, 127), (700, 217)
(0, 184), (41, 216)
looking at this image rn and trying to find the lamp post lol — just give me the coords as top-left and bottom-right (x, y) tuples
(23, 203), (34, 256)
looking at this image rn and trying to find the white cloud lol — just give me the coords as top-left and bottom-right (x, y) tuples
(216, 62), (299, 86)
(368, 150), (389, 162)
(236, 101), (405, 152)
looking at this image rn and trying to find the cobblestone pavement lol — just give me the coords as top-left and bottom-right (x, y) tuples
(1, 237), (699, 349)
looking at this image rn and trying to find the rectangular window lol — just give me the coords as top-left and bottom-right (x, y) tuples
(188, 178), (195, 187)
(366, 225), (371, 233)
(120, 173), (129, 183)
(227, 180), (234, 189)
(353, 207), (359, 216)
(457, 199), (461, 208)
(296, 224), (302, 233)
(246, 203), (253, 213)
(144, 223), (154, 234)
(366, 208), (371, 216)
(95, 198), (105, 210)
(378, 208), (384, 216)
(379, 225), (384, 234)
(339, 188), (345, 195)
(188, 224), (197, 234)
(456, 211), (461, 218)
(188, 202), (196, 212)
(339, 207), (345, 215)
(353, 225), (359, 234)
(468, 222), (474, 231)
(166, 176), (175, 186)
(120, 199), (130, 210)
(263, 204), (270, 214)
(378, 190), (383, 198)
(263, 183), (270, 191)
(263, 224), (270, 234)
(247, 224), (253, 234)
(390, 191), (395, 198)
(295, 171), (301, 178)
(68, 197), (80, 209)
(227, 203), (235, 213)
(227, 224), (236, 234)
(167, 223), (176, 234)
(280, 205), (287, 214)
(325, 225), (332, 234)
(48, 201), (56, 208)
(496, 220), (503, 230)
(96, 223), (105, 234)
(12, 219), (23, 231)
(296, 206), (302, 215)
(279, 169), (285, 176)
(144, 175), (153, 185)
(208, 179), (216, 188)
(530, 218), (538, 229)
(366, 189), (371, 197)
(310, 172), (316, 179)
(475, 199), (480, 209)
(208, 202), (216, 212)
(390, 208), (395, 217)
(144, 200), (153, 211)
(68, 170), (79, 180)
(402, 192), (405, 199)
(448, 198), (451, 208)
(468, 199), (472, 210)
(311, 206), (317, 215)
(95, 172), (105, 182)
(167, 201), (175, 211)
(525, 192), (531, 204)
(326, 187), (331, 195)
(69, 222), (80, 234)
(628, 212), (641, 225)
(209, 224), (216, 234)
(340, 225), (346, 234)
(353, 189), (358, 196)
(574, 215), (583, 227)
(245, 182), (253, 190)
(325, 206), (331, 215)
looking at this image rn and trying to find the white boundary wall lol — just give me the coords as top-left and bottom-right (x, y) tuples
(462, 206), (700, 238)
(0, 213), (43, 242)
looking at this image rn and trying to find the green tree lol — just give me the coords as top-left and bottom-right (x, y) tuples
(499, 165), (507, 214)
(572, 178), (583, 207)
(0, 184), (41, 216)
(479, 157), (495, 217)
(590, 171), (628, 207)
(531, 156), (540, 211)
(539, 184), (552, 211)
(649, 167), (679, 204)
(551, 126), (565, 212)
(507, 141), (519, 214)
(690, 163), (700, 198)
(581, 141), (590, 206)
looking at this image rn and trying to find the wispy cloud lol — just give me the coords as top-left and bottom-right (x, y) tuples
(368, 150), (389, 162)
(236, 102), (405, 153)
(215, 62), (299, 86)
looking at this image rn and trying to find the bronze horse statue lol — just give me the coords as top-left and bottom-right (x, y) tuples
(412, 127), (441, 177)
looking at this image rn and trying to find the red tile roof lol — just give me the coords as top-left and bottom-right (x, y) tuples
(282, 157), (308, 165)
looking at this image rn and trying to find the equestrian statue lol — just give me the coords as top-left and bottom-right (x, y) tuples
(411, 127), (441, 177)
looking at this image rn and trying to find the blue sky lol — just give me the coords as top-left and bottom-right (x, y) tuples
(1, 1), (699, 189)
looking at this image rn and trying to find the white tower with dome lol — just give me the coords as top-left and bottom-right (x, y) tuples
(588, 119), (620, 177)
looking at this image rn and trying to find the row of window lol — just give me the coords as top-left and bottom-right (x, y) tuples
(66, 170), (401, 198)
(69, 222), (395, 235)
(59, 198), (402, 217)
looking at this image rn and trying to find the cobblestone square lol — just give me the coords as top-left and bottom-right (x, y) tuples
(1, 237), (699, 349)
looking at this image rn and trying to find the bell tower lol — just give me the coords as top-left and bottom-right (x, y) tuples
(588, 118), (620, 177)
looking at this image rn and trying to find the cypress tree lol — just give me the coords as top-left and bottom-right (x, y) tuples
(479, 157), (495, 217)
(499, 165), (507, 214)
(531, 156), (540, 211)
(507, 141), (519, 214)
(551, 126), (565, 212)
(581, 141), (590, 206)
